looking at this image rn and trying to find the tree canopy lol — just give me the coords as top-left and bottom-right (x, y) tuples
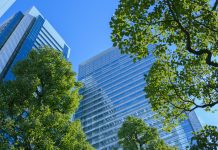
(0, 47), (94, 149)
(118, 116), (176, 150)
(110, 0), (218, 129)
(189, 125), (218, 150)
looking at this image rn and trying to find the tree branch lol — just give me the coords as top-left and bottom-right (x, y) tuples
(212, 0), (218, 10)
(165, 0), (218, 68)
(193, 20), (218, 32)
(189, 101), (218, 112)
(167, 64), (218, 112)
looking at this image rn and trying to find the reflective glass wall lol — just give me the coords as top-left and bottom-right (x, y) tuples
(75, 46), (202, 150)
(0, 6), (70, 80)
(0, 0), (16, 18)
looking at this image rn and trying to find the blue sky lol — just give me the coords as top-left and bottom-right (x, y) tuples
(1, 0), (217, 127)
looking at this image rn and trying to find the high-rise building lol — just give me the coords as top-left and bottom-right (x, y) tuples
(75, 46), (202, 150)
(0, 0), (16, 18)
(0, 6), (70, 80)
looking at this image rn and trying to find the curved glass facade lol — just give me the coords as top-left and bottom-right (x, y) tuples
(75, 47), (202, 150)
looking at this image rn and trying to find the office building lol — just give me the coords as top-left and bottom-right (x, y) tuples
(75, 46), (202, 150)
(0, 0), (16, 17)
(0, 6), (70, 80)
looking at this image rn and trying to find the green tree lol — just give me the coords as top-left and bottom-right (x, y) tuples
(118, 116), (176, 150)
(0, 47), (94, 149)
(189, 125), (218, 150)
(110, 0), (218, 129)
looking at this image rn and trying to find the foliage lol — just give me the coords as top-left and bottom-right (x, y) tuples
(118, 116), (176, 150)
(189, 125), (218, 150)
(0, 47), (94, 149)
(110, 0), (218, 129)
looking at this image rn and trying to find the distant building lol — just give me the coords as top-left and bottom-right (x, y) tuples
(0, 0), (16, 18)
(75, 46), (202, 150)
(0, 6), (70, 80)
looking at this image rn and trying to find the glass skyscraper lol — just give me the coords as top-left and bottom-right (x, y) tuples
(0, 6), (70, 80)
(0, 0), (16, 18)
(75, 46), (202, 150)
